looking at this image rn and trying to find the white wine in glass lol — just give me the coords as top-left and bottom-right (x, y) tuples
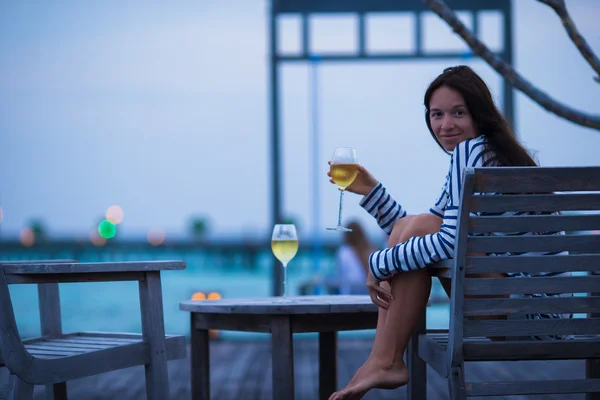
(271, 224), (298, 300)
(327, 147), (358, 232)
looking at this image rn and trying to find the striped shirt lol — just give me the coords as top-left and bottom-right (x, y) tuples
(360, 135), (570, 282)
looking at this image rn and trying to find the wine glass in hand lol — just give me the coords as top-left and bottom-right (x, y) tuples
(327, 147), (358, 232)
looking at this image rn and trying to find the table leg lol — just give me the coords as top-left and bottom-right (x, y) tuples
(271, 316), (294, 400)
(319, 331), (337, 400)
(191, 314), (210, 400)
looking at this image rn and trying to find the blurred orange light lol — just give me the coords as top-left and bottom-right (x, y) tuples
(192, 292), (206, 300)
(147, 228), (165, 246)
(105, 205), (124, 225)
(207, 292), (222, 300)
(20, 228), (34, 247)
(90, 230), (107, 246)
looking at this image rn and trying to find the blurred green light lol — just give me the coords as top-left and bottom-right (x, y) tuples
(98, 220), (117, 239)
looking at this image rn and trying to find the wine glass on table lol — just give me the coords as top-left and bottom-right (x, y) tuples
(327, 147), (358, 232)
(271, 224), (299, 302)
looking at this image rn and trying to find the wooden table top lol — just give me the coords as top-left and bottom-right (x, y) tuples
(179, 295), (378, 315)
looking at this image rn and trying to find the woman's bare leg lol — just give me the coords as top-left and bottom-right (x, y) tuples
(330, 214), (442, 400)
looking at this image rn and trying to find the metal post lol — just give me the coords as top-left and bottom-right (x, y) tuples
(269, 1), (283, 296)
(310, 56), (322, 294)
(502, 0), (515, 131)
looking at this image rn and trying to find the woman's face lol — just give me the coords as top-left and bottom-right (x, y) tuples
(429, 86), (479, 152)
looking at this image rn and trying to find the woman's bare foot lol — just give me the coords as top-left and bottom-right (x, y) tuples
(344, 358), (373, 389)
(328, 363), (409, 400)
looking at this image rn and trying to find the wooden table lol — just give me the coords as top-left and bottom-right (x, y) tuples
(179, 295), (378, 400)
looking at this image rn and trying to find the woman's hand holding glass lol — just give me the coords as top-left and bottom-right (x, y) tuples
(327, 162), (379, 197)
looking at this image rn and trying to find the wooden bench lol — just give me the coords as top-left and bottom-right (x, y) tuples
(407, 166), (600, 399)
(0, 260), (187, 400)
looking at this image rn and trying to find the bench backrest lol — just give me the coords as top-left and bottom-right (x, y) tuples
(448, 166), (600, 359)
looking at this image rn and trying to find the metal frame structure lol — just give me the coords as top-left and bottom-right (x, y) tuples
(268, 0), (513, 295)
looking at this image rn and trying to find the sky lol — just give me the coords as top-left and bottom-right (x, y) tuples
(0, 0), (599, 242)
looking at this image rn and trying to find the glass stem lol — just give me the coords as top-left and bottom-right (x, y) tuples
(282, 263), (288, 297)
(337, 189), (345, 227)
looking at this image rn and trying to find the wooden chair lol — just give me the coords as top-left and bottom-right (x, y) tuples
(408, 166), (600, 399)
(0, 260), (187, 400)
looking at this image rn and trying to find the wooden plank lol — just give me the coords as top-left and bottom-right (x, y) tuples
(27, 341), (111, 350)
(467, 234), (600, 253)
(318, 332), (337, 400)
(180, 295), (376, 315)
(2, 260), (186, 275)
(138, 271), (170, 400)
(469, 214), (600, 233)
(190, 319), (209, 400)
(75, 332), (159, 340)
(291, 313), (377, 333)
(425, 334), (600, 361)
(463, 339), (600, 361)
(38, 283), (62, 337)
(464, 276), (600, 295)
(464, 318), (600, 337)
(51, 383), (67, 400)
(466, 254), (600, 274)
(0, 268), (32, 380)
(470, 193), (600, 213)
(193, 313), (272, 333)
(467, 378), (600, 396)
(447, 169), (476, 368)
(472, 166), (600, 192)
(30, 342), (149, 384)
(271, 316), (294, 400)
(464, 296), (600, 316)
(7, 272), (146, 284)
(25, 346), (85, 356)
(418, 334), (449, 378)
(39, 337), (140, 346)
(588, 359), (600, 400)
(407, 316), (427, 399)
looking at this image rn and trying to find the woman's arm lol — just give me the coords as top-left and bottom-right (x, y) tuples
(359, 182), (407, 236)
(367, 138), (483, 280)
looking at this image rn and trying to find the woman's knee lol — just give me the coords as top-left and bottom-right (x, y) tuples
(388, 213), (442, 246)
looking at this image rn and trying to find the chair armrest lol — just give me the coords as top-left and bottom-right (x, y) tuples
(2, 261), (186, 284)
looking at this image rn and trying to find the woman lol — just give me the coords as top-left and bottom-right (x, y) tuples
(327, 65), (570, 400)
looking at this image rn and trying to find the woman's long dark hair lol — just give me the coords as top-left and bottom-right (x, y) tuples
(424, 65), (537, 167)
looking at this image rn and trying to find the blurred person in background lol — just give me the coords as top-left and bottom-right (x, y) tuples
(334, 221), (374, 295)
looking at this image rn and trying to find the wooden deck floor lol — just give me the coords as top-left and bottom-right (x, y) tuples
(14, 338), (587, 399)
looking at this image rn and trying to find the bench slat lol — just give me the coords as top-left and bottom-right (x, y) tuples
(421, 333), (600, 360)
(464, 339), (600, 361)
(472, 166), (600, 192)
(467, 234), (600, 253)
(467, 378), (600, 396)
(466, 254), (600, 274)
(464, 276), (600, 296)
(470, 193), (600, 213)
(464, 318), (600, 337)
(464, 296), (600, 316)
(33, 341), (112, 350)
(469, 214), (600, 233)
